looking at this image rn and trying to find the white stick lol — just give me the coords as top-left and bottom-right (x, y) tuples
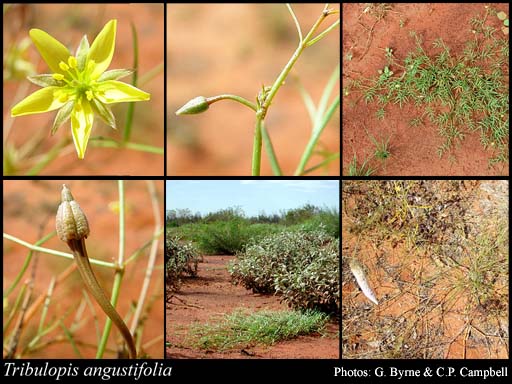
(349, 259), (379, 305)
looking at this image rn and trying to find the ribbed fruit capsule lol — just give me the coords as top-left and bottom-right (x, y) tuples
(56, 184), (90, 242)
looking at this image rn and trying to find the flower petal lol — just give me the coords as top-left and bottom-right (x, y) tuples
(29, 29), (71, 74)
(90, 98), (116, 129)
(52, 100), (74, 135)
(87, 19), (117, 80)
(98, 69), (134, 82)
(11, 86), (66, 117)
(27, 74), (63, 87)
(75, 35), (90, 71)
(71, 99), (94, 159)
(95, 80), (150, 104)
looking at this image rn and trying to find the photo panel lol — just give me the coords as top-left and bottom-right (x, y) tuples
(167, 3), (340, 176)
(342, 3), (509, 176)
(342, 180), (508, 359)
(165, 179), (340, 358)
(3, 3), (164, 176)
(3, 180), (164, 358)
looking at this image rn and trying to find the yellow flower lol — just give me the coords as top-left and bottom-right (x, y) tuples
(11, 20), (150, 159)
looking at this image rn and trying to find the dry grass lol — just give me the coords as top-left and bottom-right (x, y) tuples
(342, 180), (508, 359)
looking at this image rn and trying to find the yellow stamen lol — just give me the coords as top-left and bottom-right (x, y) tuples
(68, 56), (78, 69)
(59, 61), (69, 71)
(56, 91), (69, 103)
(52, 73), (65, 81)
(86, 90), (94, 101)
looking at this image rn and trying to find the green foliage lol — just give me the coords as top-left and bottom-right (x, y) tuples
(347, 153), (376, 176)
(298, 208), (340, 239)
(281, 203), (319, 225)
(189, 309), (328, 351)
(195, 220), (249, 255)
(194, 219), (285, 255)
(203, 207), (245, 223)
(166, 235), (201, 292)
(368, 132), (391, 160)
(354, 8), (509, 165)
(229, 230), (339, 313)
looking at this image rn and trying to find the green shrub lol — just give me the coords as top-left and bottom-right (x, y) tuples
(166, 235), (201, 292)
(195, 219), (250, 254)
(194, 220), (283, 255)
(229, 230), (339, 312)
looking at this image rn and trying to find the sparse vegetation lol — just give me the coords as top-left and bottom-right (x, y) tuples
(342, 180), (508, 359)
(345, 6), (509, 168)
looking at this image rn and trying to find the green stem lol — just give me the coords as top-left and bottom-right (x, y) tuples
(89, 137), (164, 155)
(294, 95), (339, 175)
(261, 122), (282, 175)
(138, 62), (164, 86)
(261, 7), (332, 117)
(302, 152), (340, 175)
(117, 180), (126, 266)
(252, 116), (263, 176)
(26, 138), (71, 176)
(123, 23), (139, 143)
(3, 233), (115, 268)
(96, 180), (129, 359)
(250, 4), (337, 174)
(306, 19), (340, 47)
(4, 232), (55, 298)
(208, 94), (257, 112)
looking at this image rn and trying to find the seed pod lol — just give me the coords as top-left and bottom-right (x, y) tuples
(175, 96), (209, 115)
(56, 184), (90, 242)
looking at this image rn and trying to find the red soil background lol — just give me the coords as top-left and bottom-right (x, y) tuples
(3, 180), (164, 358)
(342, 3), (509, 176)
(167, 4), (340, 176)
(3, 4), (164, 175)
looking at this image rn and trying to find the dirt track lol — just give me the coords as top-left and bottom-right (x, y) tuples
(166, 255), (339, 359)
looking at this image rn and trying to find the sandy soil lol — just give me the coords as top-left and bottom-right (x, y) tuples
(342, 3), (509, 176)
(166, 255), (339, 359)
(3, 180), (164, 358)
(342, 180), (508, 359)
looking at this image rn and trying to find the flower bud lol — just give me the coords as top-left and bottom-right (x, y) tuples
(56, 184), (90, 242)
(175, 96), (209, 115)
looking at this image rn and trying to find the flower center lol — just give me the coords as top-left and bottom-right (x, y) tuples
(52, 56), (99, 103)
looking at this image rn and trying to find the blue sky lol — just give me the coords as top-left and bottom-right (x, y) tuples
(166, 180), (339, 216)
